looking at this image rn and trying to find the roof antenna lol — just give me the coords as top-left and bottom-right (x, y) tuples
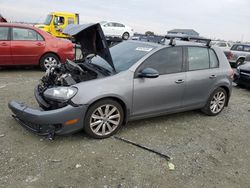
(169, 38), (176, 46)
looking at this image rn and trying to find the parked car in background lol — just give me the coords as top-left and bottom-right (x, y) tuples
(9, 23), (233, 139)
(0, 14), (7, 22)
(211, 41), (232, 51)
(234, 54), (250, 87)
(0, 23), (74, 70)
(100, 21), (134, 40)
(224, 43), (250, 67)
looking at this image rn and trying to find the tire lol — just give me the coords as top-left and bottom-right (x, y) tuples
(84, 99), (124, 139)
(202, 87), (227, 116)
(122, 32), (130, 40)
(236, 59), (244, 67)
(39, 53), (60, 71)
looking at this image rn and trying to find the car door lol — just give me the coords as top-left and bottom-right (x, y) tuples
(114, 23), (125, 36)
(11, 27), (46, 65)
(0, 26), (12, 65)
(182, 46), (216, 107)
(132, 46), (186, 117)
(102, 22), (114, 36)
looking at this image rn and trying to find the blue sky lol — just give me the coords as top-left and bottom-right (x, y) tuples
(1, 0), (249, 41)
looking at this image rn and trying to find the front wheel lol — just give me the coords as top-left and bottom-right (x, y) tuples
(202, 87), (227, 116)
(84, 99), (124, 139)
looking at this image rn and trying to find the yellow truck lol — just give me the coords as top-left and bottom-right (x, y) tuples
(35, 12), (79, 38)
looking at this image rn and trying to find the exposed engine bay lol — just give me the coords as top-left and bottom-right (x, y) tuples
(36, 58), (111, 110)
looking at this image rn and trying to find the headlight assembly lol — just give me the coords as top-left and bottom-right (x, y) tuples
(43, 87), (78, 102)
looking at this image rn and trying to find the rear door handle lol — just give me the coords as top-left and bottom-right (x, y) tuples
(209, 75), (217, 79)
(175, 79), (185, 84)
(0, 42), (8, 46)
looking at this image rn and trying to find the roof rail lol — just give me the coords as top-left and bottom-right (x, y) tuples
(132, 34), (165, 44)
(165, 34), (211, 47)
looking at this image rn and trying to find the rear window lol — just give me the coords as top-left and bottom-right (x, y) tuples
(0, 27), (9, 40)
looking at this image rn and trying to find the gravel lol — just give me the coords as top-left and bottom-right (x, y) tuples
(0, 68), (250, 188)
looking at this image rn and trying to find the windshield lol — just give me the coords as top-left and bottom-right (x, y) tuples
(91, 41), (156, 73)
(43, 15), (52, 25)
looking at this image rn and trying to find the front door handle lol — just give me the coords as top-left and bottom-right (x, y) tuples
(209, 75), (217, 79)
(175, 79), (185, 84)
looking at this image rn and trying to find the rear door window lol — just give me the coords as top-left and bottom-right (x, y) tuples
(243, 46), (250, 52)
(231, 45), (243, 51)
(12, 28), (43, 41)
(0, 27), (9, 40)
(188, 47), (209, 71)
(139, 47), (183, 75)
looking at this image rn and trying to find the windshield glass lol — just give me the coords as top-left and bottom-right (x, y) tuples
(91, 41), (156, 73)
(43, 15), (52, 25)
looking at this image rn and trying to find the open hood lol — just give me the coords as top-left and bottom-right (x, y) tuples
(64, 23), (115, 71)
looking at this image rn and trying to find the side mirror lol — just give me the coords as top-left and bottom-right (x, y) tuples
(138, 68), (159, 78)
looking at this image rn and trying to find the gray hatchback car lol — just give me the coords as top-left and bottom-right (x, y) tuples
(9, 23), (233, 139)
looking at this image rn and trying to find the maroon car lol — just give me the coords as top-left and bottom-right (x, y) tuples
(0, 23), (74, 70)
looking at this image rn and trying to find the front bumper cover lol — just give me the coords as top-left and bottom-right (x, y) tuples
(8, 100), (87, 136)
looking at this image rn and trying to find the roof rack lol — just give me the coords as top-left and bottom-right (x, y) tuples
(132, 34), (165, 44)
(165, 34), (211, 47)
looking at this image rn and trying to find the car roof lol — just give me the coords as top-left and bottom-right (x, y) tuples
(129, 39), (210, 49)
(0, 23), (35, 29)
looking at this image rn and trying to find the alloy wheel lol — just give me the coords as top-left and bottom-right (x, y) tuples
(90, 104), (121, 136)
(210, 91), (226, 114)
(44, 57), (58, 69)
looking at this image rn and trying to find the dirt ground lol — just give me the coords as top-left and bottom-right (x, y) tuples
(0, 68), (250, 188)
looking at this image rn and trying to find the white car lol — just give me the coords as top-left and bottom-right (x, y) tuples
(100, 21), (134, 40)
(211, 41), (232, 51)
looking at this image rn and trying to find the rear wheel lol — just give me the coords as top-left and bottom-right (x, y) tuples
(84, 99), (124, 139)
(40, 53), (60, 71)
(202, 87), (227, 116)
(122, 32), (130, 40)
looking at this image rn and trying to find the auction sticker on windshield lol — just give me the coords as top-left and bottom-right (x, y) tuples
(135, 47), (153, 52)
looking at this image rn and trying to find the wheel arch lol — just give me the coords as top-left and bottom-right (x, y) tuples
(87, 96), (129, 125)
(39, 52), (61, 65)
(219, 85), (230, 106)
(237, 56), (245, 62)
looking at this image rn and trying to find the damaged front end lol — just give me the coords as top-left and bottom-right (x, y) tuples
(8, 23), (115, 139)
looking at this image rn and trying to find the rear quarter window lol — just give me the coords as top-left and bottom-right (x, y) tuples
(209, 49), (219, 68)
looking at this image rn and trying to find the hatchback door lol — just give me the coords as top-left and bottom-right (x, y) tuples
(11, 27), (45, 65)
(183, 47), (219, 107)
(132, 46), (186, 117)
(0, 26), (12, 65)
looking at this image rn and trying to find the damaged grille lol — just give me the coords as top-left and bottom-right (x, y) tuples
(14, 116), (62, 135)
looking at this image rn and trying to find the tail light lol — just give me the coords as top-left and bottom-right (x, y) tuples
(226, 51), (234, 60)
(229, 69), (234, 79)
